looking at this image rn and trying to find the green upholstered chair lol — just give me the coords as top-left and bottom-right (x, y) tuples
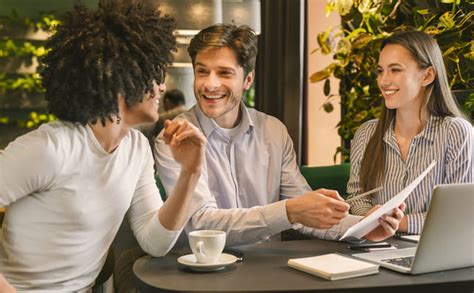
(299, 163), (351, 198)
(282, 163), (352, 241)
(155, 175), (167, 201)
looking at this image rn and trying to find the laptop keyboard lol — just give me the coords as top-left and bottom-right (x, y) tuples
(382, 256), (414, 268)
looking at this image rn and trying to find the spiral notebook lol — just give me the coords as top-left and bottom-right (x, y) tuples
(288, 253), (379, 280)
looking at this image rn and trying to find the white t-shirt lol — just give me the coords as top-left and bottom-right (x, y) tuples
(0, 121), (180, 292)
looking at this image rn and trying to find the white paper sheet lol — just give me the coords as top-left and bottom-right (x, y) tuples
(341, 160), (436, 241)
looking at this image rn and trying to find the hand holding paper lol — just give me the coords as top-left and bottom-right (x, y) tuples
(341, 160), (436, 241)
(362, 202), (405, 242)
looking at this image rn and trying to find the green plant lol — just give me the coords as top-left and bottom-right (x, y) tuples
(0, 110), (55, 128)
(0, 10), (60, 127)
(311, 0), (473, 162)
(242, 84), (256, 108)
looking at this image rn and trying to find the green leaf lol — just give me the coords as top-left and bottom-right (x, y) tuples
(463, 93), (474, 109)
(335, 0), (354, 16)
(439, 12), (455, 29)
(310, 69), (330, 83)
(440, 0), (460, 3)
(443, 46), (456, 56)
(325, 2), (336, 16)
(333, 64), (345, 79)
(424, 26), (440, 35)
(309, 64), (336, 83)
(310, 47), (321, 54)
(416, 9), (430, 15)
(365, 13), (383, 35)
(347, 28), (367, 40)
(464, 50), (474, 61)
(357, 0), (373, 14)
(323, 102), (334, 113)
(317, 31), (332, 55)
(354, 110), (368, 122)
(352, 33), (373, 49)
(362, 85), (370, 95)
(324, 79), (331, 96)
(373, 106), (382, 118)
(336, 38), (351, 55)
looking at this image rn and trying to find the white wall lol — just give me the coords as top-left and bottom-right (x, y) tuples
(306, 0), (341, 166)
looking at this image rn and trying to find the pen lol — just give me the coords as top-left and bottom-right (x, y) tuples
(345, 186), (383, 204)
(348, 243), (393, 250)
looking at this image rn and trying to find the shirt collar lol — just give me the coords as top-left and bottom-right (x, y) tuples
(383, 119), (398, 150)
(193, 102), (255, 139)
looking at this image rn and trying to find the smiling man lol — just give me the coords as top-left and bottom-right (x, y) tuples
(154, 24), (403, 246)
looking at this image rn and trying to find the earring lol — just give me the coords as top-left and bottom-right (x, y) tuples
(116, 115), (121, 124)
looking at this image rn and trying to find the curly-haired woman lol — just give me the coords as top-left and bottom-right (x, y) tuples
(0, 1), (206, 291)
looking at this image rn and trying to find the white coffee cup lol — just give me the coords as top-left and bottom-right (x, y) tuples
(188, 230), (226, 264)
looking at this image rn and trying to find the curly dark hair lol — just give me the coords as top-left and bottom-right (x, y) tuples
(40, 0), (177, 125)
(187, 24), (258, 76)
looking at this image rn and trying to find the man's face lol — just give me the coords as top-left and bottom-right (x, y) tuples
(193, 47), (254, 128)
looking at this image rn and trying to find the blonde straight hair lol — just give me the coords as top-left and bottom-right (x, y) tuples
(359, 30), (468, 192)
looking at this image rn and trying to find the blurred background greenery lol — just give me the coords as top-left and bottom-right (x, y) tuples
(0, 1), (93, 148)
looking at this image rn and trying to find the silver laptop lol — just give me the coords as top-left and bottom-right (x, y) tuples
(353, 183), (474, 274)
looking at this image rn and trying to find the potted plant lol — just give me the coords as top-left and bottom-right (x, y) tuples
(311, 0), (473, 162)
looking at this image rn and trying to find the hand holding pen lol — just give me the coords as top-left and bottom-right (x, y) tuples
(345, 186), (383, 204)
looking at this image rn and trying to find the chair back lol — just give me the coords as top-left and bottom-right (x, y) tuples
(155, 175), (167, 201)
(91, 249), (114, 292)
(299, 164), (351, 198)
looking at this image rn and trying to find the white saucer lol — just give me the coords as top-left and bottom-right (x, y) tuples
(177, 253), (238, 271)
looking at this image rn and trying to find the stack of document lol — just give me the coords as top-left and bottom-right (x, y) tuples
(288, 253), (379, 280)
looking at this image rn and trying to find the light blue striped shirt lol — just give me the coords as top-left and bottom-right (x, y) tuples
(347, 115), (473, 234)
(154, 103), (361, 245)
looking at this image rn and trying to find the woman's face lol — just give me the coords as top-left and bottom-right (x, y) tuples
(122, 80), (166, 125)
(377, 44), (429, 112)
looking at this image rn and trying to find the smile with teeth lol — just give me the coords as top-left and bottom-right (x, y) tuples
(204, 94), (225, 100)
(383, 89), (398, 96)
